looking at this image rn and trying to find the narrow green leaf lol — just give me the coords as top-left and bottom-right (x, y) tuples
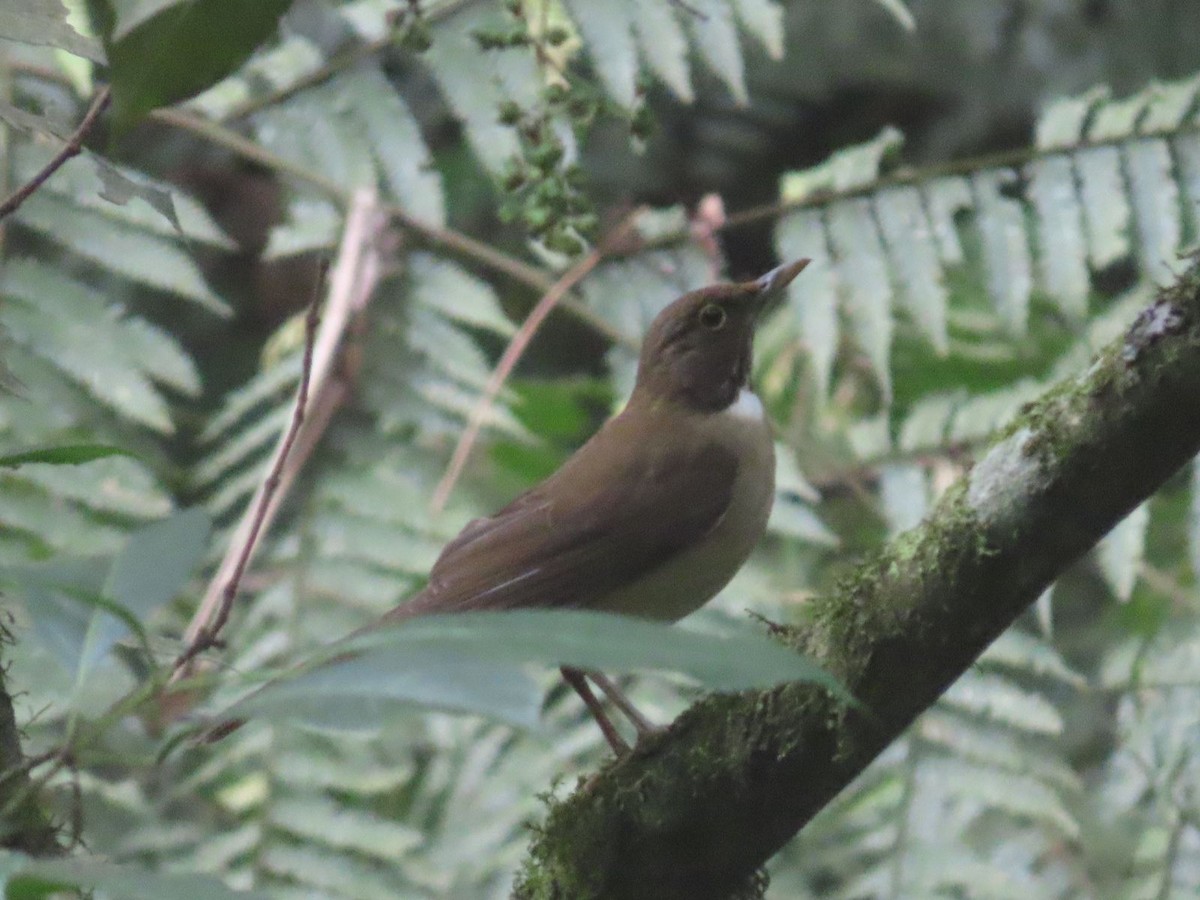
(231, 610), (848, 732)
(0, 444), (131, 468)
(0, 851), (266, 900)
(229, 646), (542, 732)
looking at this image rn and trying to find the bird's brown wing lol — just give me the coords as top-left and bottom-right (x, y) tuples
(393, 424), (739, 619)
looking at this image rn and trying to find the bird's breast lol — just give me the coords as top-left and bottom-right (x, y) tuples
(597, 391), (775, 622)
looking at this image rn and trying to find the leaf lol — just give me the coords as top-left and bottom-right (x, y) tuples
(878, 463), (927, 535)
(349, 67), (445, 227)
(11, 144), (231, 246)
(781, 127), (903, 200)
(828, 198), (894, 400)
(922, 176), (974, 265)
(628, 0), (692, 102)
(13, 457), (171, 517)
(267, 797), (422, 861)
(775, 208), (839, 401)
(565, 0), (638, 108)
(228, 645), (542, 732)
(104, 507), (211, 616)
(1175, 133), (1200, 243)
(0, 444), (131, 468)
(1076, 145), (1132, 269)
(730, 0), (785, 59)
(78, 508), (211, 675)
(5, 557), (107, 668)
(0, 851), (266, 900)
(898, 392), (962, 452)
(871, 0), (916, 31)
(1027, 155), (1090, 318)
(1140, 75), (1200, 134)
(1124, 138), (1182, 285)
(1, 260), (199, 428)
(875, 185), (949, 353)
(768, 499), (839, 546)
(409, 254), (514, 336)
(0, 0), (103, 60)
(972, 169), (1033, 334)
(1192, 458), (1200, 582)
(14, 193), (230, 314)
(0, 284), (173, 432)
(942, 670), (1063, 735)
(229, 611), (849, 732)
(1096, 501), (1149, 602)
(423, 5), (521, 173)
(685, 0), (749, 105)
(1035, 86), (1109, 150)
(96, 0), (293, 131)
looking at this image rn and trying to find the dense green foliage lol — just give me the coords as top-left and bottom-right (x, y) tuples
(2, 0), (1200, 897)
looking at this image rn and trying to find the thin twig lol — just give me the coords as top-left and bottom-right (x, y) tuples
(0, 86), (111, 221)
(430, 208), (646, 512)
(173, 189), (386, 678)
(172, 267), (327, 674)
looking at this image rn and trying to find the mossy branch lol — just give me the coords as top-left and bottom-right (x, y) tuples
(0, 628), (62, 857)
(515, 257), (1200, 900)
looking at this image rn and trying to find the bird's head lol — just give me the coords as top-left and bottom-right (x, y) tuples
(633, 259), (810, 412)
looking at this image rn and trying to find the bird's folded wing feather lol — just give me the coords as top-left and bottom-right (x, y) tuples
(391, 430), (739, 618)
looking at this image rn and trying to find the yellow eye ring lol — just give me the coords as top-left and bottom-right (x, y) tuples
(699, 304), (727, 330)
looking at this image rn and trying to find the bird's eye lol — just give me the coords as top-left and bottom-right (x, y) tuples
(699, 304), (727, 330)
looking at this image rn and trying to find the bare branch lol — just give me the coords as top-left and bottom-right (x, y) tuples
(0, 86), (111, 222)
(430, 209), (645, 512)
(174, 189), (387, 676)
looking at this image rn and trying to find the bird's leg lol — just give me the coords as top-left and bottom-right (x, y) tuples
(560, 666), (630, 755)
(587, 672), (661, 739)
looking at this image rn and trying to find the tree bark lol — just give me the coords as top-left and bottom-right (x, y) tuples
(514, 257), (1200, 899)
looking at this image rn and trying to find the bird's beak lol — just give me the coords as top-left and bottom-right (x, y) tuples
(754, 258), (811, 295)
(741, 258), (809, 318)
